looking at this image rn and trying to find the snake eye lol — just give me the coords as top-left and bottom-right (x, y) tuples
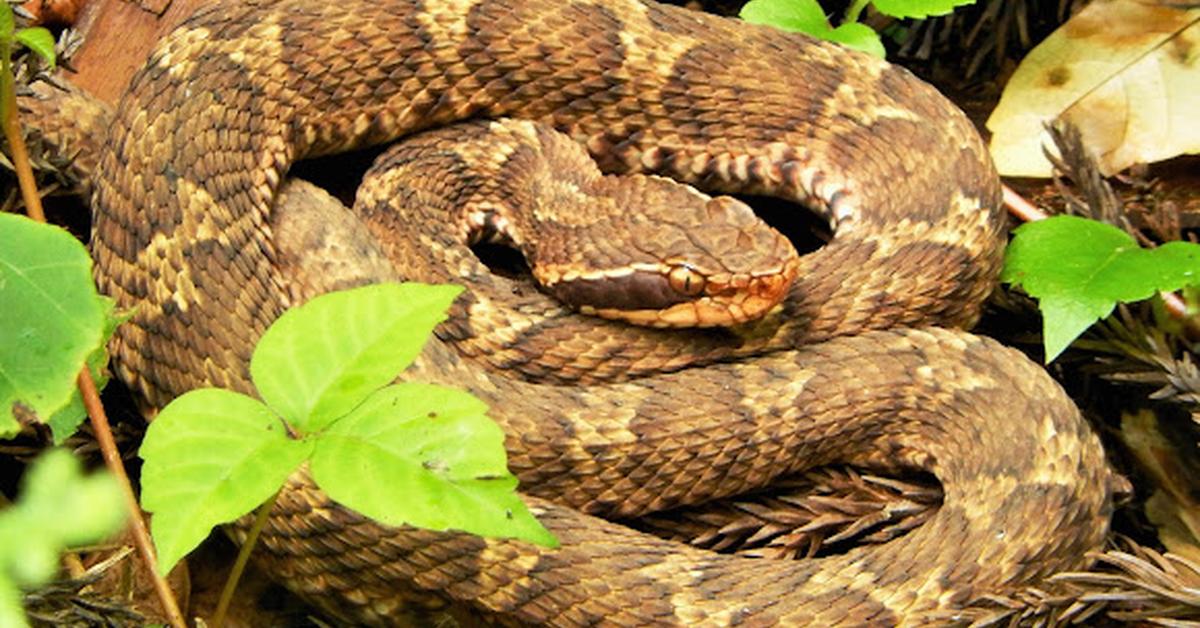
(668, 264), (706, 297)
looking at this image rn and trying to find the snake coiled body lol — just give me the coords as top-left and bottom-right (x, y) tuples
(83, 0), (1115, 624)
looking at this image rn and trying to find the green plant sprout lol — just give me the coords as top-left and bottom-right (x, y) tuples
(1002, 215), (1200, 362)
(741, 0), (978, 57)
(138, 282), (557, 626)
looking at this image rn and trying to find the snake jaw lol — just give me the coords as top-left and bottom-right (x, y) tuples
(568, 260), (798, 328)
(540, 261), (798, 327)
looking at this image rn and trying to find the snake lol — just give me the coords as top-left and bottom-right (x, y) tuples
(37, 0), (1118, 623)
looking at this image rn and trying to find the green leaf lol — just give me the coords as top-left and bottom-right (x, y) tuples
(47, 302), (122, 443)
(0, 448), (124, 628)
(0, 213), (109, 438)
(14, 28), (55, 69)
(740, 0), (832, 34)
(310, 382), (557, 548)
(0, 578), (24, 628)
(1001, 215), (1200, 361)
(251, 282), (462, 433)
(0, 6), (13, 41)
(826, 22), (886, 58)
(138, 389), (313, 575)
(740, 0), (886, 58)
(871, 0), (977, 19)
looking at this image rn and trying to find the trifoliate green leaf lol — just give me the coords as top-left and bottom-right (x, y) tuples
(825, 22), (886, 58)
(139, 389), (313, 575)
(140, 282), (553, 575)
(872, 0), (976, 18)
(1001, 215), (1200, 362)
(250, 283), (462, 432)
(311, 382), (557, 547)
(741, 0), (831, 33)
(740, 0), (886, 57)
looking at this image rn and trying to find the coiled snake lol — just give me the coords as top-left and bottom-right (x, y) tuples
(75, 0), (1115, 624)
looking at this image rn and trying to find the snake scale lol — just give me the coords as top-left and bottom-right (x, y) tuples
(68, 0), (1116, 624)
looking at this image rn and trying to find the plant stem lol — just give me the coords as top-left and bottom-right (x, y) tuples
(1001, 184), (1045, 223)
(1, 46), (187, 627)
(844, 0), (871, 25)
(0, 44), (44, 221)
(78, 369), (187, 628)
(212, 490), (280, 628)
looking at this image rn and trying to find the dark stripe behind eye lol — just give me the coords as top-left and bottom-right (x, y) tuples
(546, 270), (691, 311)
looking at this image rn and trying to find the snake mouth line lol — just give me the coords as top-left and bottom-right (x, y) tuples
(542, 260), (798, 327)
(464, 223), (797, 327)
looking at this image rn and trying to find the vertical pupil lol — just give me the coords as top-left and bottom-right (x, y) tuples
(669, 265), (704, 297)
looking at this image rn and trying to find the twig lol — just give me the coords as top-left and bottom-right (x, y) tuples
(1002, 183), (1046, 222)
(2, 51), (187, 627)
(77, 370), (186, 628)
(1002, 183), (1194, 325)
(0, 47), (43, 221)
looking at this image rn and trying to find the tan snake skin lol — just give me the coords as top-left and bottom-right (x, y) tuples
(71, 0), (1116, 624)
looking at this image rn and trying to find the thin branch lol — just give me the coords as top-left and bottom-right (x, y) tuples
(1003, 183), (1046, 222)
(1, 42), (44, 222)
(2, 45), (187, 627)
(77, 370), (186, 628)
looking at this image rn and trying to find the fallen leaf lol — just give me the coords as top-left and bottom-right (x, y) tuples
(987, 0), (1200, 177)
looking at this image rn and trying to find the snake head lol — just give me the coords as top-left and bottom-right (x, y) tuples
(534, 183), (800, 328)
